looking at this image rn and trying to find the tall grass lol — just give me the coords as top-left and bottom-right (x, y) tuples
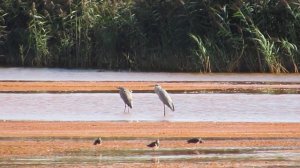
(0, 5), (7, 62)
(189, 34), (211, 72)
(280, 39), (298, 72)
(0, 0), (299, 72)
(28, 2), (50, 66)
(252, 27), (287, 73)
(0, 7), (7, 43)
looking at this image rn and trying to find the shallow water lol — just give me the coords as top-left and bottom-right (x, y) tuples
(1, 67), (300, 82)
(0, 93), (299, 122)
(1, 147), (300, 166)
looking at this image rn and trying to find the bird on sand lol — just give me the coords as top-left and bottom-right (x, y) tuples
(154, 84), (175, 116)
(117, 87), (133, 113)
(187, 138), (203, 144)
(147, 139), (160, 150)
(93, 137), (102, 145)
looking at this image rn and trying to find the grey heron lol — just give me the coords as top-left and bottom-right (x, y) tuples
(187, 138), (203, 144)
(93, 137), (102, 145)
(147, 139), (159, 150)
(154, 84), (175, 116)
(117, 87), (133, 113)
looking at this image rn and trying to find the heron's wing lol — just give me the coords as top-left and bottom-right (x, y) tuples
(120, 89), (133, 108)
(156, 89), (174, 111)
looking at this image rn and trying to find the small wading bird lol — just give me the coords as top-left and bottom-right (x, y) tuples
(117, 87), (133, 113)
(187, 138), (203, 144)
(93, 137), (102, 145)
(147, 139), (160, 150)
(154, 84), (175, 116)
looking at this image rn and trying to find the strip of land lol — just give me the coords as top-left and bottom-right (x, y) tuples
(0, 81), (299, 93)
(1, 121), (300, 138)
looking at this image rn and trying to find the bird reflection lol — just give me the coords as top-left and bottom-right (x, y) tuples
(151, 156), (160, 164)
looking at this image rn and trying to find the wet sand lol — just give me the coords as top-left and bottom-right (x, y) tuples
(1, 121), (300, 167)
(1, 121), (300, 138)
(0, 81), (299, 93)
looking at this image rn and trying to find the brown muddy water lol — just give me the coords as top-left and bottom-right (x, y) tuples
(0, 93), (299, 122)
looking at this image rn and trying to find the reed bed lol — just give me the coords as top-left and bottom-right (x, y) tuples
(0, 0), (299, 72)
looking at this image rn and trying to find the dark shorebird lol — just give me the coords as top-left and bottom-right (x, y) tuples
(93, 137), (102, 145)
(154, 84), (175, 116)
(187, 138), (204, 144)
(147, 139), (160, 150)
(117, 87), (133, 113)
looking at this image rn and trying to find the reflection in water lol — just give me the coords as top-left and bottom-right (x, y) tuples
(0, 93), (299, 122)
(192, 150), (200, 155)
(151, 156), (160, 164)
(0, 67), (300, 82)
(1, 148), (300, 166)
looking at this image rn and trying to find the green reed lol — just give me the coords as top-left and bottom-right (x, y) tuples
(0, 0), (299, 72)
(28, 2), (51, 66)
(252, 27), (287, 73)
(189, 34), (211, 72)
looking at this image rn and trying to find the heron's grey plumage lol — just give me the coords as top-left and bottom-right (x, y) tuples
(154, 84), (175, 116)
(118, 87), (132, 112)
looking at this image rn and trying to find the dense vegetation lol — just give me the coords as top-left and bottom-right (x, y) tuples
(0, 0), (299, 72)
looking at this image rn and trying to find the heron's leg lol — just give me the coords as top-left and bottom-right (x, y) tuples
(124, 104), (126, 113)
(164, 105), (165, 116)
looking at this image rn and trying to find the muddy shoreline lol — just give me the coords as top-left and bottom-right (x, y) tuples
(0, 81), (299, 93)
(1, 121), (300, 138)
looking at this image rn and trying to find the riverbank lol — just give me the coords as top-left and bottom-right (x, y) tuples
(0, 81), (299, 93)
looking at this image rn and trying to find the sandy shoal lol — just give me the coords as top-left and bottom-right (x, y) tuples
(0, 81), (299, 92)
(1, 121), (300, 138)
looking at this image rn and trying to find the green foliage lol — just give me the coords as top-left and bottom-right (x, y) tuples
(189, 34), (211, 72)
(279, 39), (298, 72)
(0, 0), (299, 72)
(0, 4), (8, 63)
(0, 8), (7, 41)
(28, 2), (50, 66)
(252, 27), (287, 73)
